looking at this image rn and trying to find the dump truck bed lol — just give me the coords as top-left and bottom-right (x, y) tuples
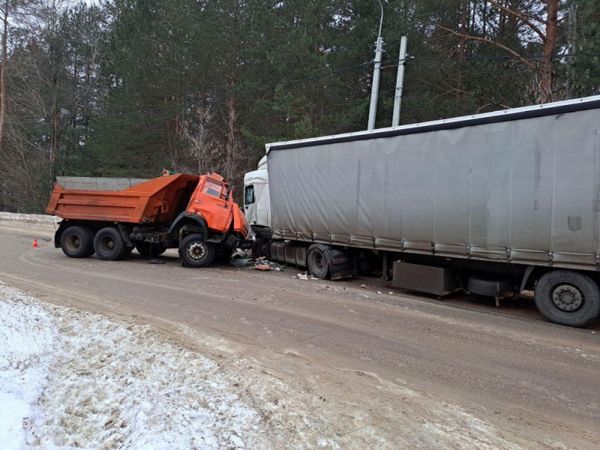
(46, 174), (199, 224)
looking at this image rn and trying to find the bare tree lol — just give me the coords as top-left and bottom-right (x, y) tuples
(179, 105), (218, 175)
(0, 0), (9, 151)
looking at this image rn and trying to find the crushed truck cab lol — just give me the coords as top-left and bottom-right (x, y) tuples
(184, 173), (248, 239)
(47, 172), (249, 267)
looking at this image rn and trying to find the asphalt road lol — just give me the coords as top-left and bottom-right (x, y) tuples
(1, 223), (600, 448)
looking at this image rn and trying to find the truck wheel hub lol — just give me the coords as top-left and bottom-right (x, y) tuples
(67, 236), (80, 248)
(187, 242), (206, 260)
(101, 237), (115, 250)
(552, 284), (583, 312)
(313, 253), (324, 269)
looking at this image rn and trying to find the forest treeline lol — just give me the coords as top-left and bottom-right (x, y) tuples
(0, 0), (598, 212)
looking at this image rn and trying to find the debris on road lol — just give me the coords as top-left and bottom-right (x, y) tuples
(296, 272), (320, 281)
(231, 257), (252, 267)
(230, 251), (284, 272)
(253, 257), (284, 271)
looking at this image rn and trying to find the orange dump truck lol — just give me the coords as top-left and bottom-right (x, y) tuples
(46, 172), (249, 267)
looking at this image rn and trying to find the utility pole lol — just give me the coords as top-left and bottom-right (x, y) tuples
(392, 36), (407, 127)
(566, 3), (577, 99)
(367, 0), (384, 130)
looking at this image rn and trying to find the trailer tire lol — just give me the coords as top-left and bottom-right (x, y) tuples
(135, 243), (166, 258)
(60, 226), (94, 258)
(179, 234), (215, 268)
(535, 270), (600, 327)
(94, 227), (127, 261)
(307, 244), (331, 279)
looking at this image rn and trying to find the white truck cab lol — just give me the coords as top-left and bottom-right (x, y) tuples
(243, 155), (271, 232)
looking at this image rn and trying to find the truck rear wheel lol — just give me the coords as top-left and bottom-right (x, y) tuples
(535, 270), (600, 327)
(179, 234), (215, 268)
(94, 227), (127, 261)
(60, 226), (94, 258)
(307, 244), (331, 279)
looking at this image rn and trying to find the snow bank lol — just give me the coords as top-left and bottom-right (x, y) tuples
(0, 212), (58, 225)
(0, 283), (266, 449)
(0, 286), (57, 450)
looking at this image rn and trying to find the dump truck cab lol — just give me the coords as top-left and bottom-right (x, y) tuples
(186, 173), (248, 238)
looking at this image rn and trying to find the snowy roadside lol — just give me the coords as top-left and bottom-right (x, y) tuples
(0, 283), (528, 450)
(0, 283), (267, 449)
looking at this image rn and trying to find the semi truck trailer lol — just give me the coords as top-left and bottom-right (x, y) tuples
(47, 172), (249, 267)
(244, 95), (600, 327)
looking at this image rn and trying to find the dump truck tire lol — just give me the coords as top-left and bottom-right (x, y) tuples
(179, 234), (215, 268)
(60, 226), (94, 258)
(135, 243), (166, 258)
(94, 227), (127, 261)
(535, 270), (600, 327)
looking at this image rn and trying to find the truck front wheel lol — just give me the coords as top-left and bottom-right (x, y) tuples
(94, 227), (127, 261)
(535, 270), (600, 327)
(179, 234), (215, 268)
(60, 226), (94, 258)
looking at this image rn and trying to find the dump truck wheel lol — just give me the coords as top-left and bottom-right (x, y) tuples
(307, 244), (331, 279)
(179, 234), (215, 268)
(94, 227), (127, 261)
(135, 243), (166, 258)
(535, 270), (600, 327)
(60, 226), (94, 258)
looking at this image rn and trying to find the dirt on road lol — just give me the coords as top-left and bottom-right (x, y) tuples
(1, 219), (599, 449)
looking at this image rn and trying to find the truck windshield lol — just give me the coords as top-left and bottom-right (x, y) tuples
(203, 180), (224, 198)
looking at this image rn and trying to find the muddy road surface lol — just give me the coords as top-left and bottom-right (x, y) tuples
(1, 222), (600, 448)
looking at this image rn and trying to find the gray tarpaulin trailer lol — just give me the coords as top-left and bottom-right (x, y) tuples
(257, 96), (600, 327)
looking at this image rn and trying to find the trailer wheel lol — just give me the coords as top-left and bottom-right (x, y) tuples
(135, 243), (166, 258)
(60, 226), (94, 258)
(307, 244), (331, 279)
(94, 227), (127, 261)
(179, 234), (215, 268)
(535, 270), (600, 327)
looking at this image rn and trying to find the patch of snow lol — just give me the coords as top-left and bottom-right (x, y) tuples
(0, 286), (57, 450)
(0, 212), (58, 225)
(0, 283), (266, 449)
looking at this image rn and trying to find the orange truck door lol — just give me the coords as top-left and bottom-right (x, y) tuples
(187, 177), (232, 233)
